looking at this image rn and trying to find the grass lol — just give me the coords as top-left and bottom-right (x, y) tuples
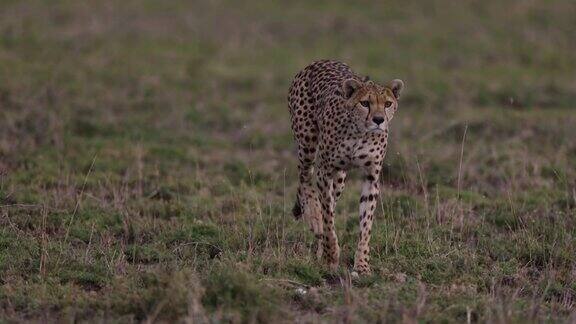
(1, 0), (576, 322)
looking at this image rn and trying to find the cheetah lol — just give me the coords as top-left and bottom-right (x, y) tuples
(288, 60), (404, 275)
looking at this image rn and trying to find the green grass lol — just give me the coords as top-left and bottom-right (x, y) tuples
(1, 0), (576, 322)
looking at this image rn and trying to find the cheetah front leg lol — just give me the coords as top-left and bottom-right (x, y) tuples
(317, 166), (340, 271)
(353, 166), (381, 275)
(332, 170), (347, 203)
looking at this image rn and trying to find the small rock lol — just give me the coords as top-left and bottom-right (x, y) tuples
(295, 287), (307, 295)
(351, 271), (359, 280)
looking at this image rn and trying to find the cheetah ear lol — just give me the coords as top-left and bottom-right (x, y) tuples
(342, 78), (362, 99)
(388, 79), (404, 99)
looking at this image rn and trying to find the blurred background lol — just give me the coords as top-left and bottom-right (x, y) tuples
(1, 0), (575, 322)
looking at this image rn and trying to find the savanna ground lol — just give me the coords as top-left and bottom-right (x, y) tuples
(1, 0), (575, 322)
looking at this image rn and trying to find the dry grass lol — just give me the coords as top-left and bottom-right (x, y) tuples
(1, 0), (576, 322)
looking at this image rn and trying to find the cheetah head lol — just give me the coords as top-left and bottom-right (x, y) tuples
(342, 78), (404, 133)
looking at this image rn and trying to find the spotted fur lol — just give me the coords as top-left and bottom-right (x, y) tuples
(288, 60), (404, 274)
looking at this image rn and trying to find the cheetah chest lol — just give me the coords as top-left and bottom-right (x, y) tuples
(332, 133), (388, 170)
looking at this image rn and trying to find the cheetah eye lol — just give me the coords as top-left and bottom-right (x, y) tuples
(385, 101), (393, 108)
(360, 101), (370, 108)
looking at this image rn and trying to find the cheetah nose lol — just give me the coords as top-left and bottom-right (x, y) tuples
(372, 116), (385, 125)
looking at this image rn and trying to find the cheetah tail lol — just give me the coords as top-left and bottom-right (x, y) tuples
(292, 198), (303, 219)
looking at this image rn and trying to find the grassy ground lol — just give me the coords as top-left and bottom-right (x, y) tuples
(1, 0), (576, 322)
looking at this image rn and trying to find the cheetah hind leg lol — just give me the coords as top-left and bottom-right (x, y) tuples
(293, 184), (323, 259)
